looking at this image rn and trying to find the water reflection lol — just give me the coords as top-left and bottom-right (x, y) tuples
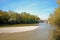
(0, 23), (54, 40)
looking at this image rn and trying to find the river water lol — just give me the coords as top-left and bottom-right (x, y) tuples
(0, 23), (55, 40)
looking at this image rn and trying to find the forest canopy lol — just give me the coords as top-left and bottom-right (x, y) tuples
(0, 10), (40, 25)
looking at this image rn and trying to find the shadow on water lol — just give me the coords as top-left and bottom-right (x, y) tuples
(0, 23), (55, 40)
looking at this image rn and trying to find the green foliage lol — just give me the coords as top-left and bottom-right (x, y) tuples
(48, 7), (60, 26)
(0, 10), (40, 25)
(48, 1), (60, 40)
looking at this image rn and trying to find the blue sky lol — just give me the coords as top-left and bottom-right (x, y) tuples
(0, 0), (58, 20)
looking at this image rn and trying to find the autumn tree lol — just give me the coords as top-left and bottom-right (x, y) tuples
(48, 0), (60, 26)
(0, 10), (41, 25)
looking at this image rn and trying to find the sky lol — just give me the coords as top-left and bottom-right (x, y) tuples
(0, 0), (58, 20)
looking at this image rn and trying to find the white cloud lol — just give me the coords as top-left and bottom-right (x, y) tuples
(15, 3), (37, 13)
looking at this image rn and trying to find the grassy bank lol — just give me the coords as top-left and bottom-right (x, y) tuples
(0, 24), (38, 28)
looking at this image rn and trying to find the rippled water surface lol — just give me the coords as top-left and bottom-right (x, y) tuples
(0, 23), (54, 40)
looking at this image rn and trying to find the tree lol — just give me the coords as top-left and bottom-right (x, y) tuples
(48, 7), (60, 26)
(0, 10), (41, 25)
(48, 0), (60, 26)
(0, 10), (10, 24)
(48, 1), (60, 40)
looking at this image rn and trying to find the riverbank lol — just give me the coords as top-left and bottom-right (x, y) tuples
(0, 26), (38, 33)
(0, 23), (54, 40)
(0, 24), (38, 27)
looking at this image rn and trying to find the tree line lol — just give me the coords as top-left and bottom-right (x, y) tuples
(48, 0), (60, 40)
(48, 0), (60, 27)
(48, 8), (60, 40)
(48, 7), (60, 40)
(48, 7), (60, 26)
(0, 10), (40, 25)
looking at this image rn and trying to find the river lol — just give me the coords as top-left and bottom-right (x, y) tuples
(0, 23), (55, 40)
